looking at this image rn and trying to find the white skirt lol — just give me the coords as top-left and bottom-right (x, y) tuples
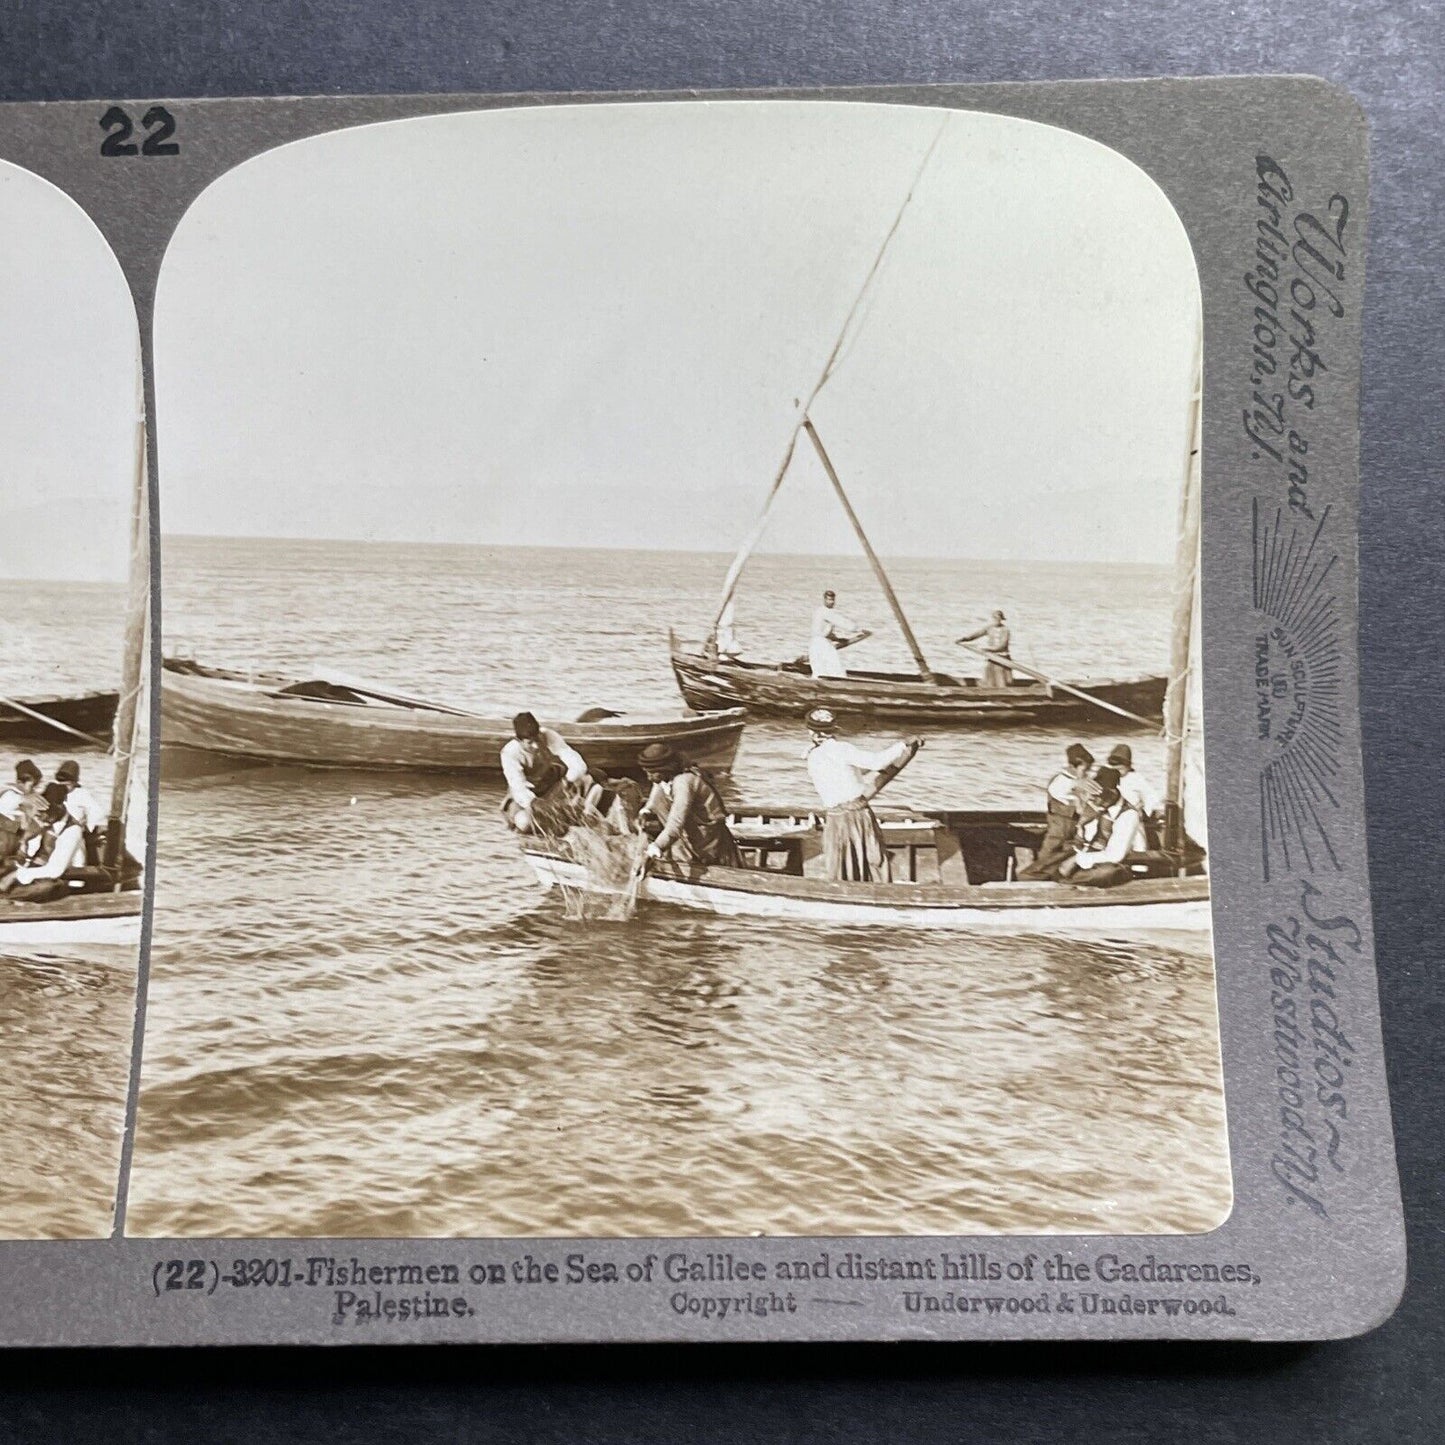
(809, 637), (847, 678)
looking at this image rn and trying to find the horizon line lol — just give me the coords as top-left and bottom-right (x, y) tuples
(158, 532), (1173, 570)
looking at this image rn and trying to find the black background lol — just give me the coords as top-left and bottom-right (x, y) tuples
(1, 1), (1440, 1439)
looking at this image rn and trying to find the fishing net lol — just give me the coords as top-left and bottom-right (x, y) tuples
(552, 816), (649, 923)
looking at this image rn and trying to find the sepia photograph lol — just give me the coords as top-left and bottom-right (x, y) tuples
(127, 100), (1228, 1239)
(0, 159), (148, 1237)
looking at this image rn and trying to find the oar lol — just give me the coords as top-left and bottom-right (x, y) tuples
(0, 691), (112, 749)
(863, 737), (922, 802)
(953, 642), (1156, 728)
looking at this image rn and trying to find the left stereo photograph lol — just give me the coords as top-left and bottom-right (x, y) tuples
(0, 160), (149, 1238)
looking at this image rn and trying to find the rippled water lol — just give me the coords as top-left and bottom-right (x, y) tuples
(128, 537), (1229, 1238)
(1, 580), (134, 1239)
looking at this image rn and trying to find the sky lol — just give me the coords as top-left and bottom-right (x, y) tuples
(155, 101), (1201, 566)
(0, 161), (140, 583)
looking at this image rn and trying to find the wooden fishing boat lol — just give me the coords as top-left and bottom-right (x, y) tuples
(521, 803), (1209, 935)
(0, 690), (118, 747)
(678, 418), (1170, 728)
(161, 659), (747, 776)
(669, 633), (1167, 723)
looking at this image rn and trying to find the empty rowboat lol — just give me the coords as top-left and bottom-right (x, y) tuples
(161, 659), (747, 776)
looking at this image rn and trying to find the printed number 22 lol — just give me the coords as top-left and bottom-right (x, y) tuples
(99, 105), (179, 157)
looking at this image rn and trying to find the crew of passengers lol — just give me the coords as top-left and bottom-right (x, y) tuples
(497, 700), (1162, 893)
(0, 758), (105, 891)
(1020, 741), (1165, 886)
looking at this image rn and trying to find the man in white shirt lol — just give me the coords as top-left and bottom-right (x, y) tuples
(1106, 744), (1163, 844)
(808, 590), (871, 679)
(0, 758), (43, 864)
(500, 712), (591, 835)
(804, 707), (919, 882)
(55, 760), (103, 863)
(1058, 767), (1145, 887)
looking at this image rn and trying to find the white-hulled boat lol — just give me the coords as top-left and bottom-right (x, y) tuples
(522, 804), (1209, 936)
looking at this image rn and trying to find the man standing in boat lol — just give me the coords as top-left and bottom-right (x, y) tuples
(638, 742), (740, 868)
(804, 707), (920, 883)
(1018, 742), (1101, 881)
(500, 712), (591, 835)
(956, 610), (1012, 687)
(809, 590), (872, 679)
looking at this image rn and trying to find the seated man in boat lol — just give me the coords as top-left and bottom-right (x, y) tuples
(0, 759), (44, 864)
(1106, 743), (1164, 847)
(1017, 742), (1101, 881)
(956, 610), (1012, 687)
(0, 783), (87, 895)
(638, 742), (740, 868)
(500, 712), (592, 836)
(1057, 767), (1146, 887)
(804, 707), (920, 883)
(54, 759), (104, 863)
(809, 590), (872, 679)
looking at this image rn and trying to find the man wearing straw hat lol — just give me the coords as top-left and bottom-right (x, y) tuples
(803, 707), (919, 883)
(638, 742), (739, 869)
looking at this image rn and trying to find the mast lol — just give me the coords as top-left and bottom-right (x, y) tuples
(103, 370), (148, 877)
(708, 116), (951, 639)
(803, 419), (935, 682)
(1162, 332), (1203, 852)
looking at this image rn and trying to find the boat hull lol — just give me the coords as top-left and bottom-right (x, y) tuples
(0, 892), (142, 950)
(161, 664), (746, 776)
(523, 852), (1209, 935)
(0, 690), (117, 747)
(669, 642), (1167, 724)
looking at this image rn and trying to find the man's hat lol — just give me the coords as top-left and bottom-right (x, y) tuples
(805, 706), (838, 734)
(1094, 766), (1122, 795)
(1106, 744), (1133, 768)
(512, 711), (540, 740)
(1065, 743), (1094, 768)
(638, 741), (679, 770)
(56, 759), (80, 784)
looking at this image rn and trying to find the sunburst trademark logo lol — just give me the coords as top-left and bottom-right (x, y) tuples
(1252, 501), (1344, 880)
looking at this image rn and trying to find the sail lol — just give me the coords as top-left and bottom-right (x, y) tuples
(1182, 549), (1207, 849)
(1163, 332), (1203, 852)
(708, 117), (950, 637)
(104, 370), (148, 872)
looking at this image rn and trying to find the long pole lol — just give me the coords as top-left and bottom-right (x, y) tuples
(953, 641), (1156, 727)
(708, 116), (951, 637)
(104, 373), (148, 877)
(1163, 332), (1203, 852)
(803, 418), (935, 683)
